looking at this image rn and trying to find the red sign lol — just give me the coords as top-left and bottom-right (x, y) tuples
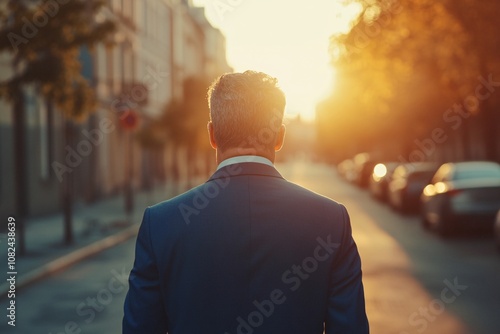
(120, 110), (139, 130)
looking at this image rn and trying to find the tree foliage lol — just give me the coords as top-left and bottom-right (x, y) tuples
(319, 0), (500, 162)
(157, 77), (211, 151)
(0, 0), (115, 121)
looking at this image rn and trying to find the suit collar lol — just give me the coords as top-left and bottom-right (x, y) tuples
(208, 162), (284, 182)
(217, 155), (273, 170)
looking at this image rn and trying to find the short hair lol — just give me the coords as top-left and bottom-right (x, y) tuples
(207, 71), (286, 152)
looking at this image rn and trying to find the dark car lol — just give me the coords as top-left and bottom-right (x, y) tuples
(369, 162), (399, 201)
(351, 153), (377, 188)
(388, 163), (438, 213)
(420, 161), (500, 237)
(357, 160), (377, 188)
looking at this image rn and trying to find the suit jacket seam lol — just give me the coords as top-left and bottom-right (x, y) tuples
(146, 206), (170, 329)
(144, 207), (157, 264)
(336, 204), (349, 265)
(246, 175), (253, 301)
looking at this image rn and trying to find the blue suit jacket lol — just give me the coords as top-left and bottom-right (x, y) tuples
(123, 162), (368, 333)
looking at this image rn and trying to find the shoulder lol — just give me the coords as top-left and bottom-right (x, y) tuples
(269, 178), (349, 229)
(145, 184), (206, 224)
(282, 179), (346, 210)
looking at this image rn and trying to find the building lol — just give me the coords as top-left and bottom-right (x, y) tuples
(0, 0), (230, 221)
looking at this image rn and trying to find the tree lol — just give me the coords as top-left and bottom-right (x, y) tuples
(322, 0), (499, 162)
(442, 0), (500, 161)
(159, 77), (212, 188)
(0, 0), (115, 251)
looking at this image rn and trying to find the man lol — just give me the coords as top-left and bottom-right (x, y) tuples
(123, 71), (369, 333)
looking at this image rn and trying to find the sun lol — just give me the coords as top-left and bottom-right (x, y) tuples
(193, 0), (361, 122)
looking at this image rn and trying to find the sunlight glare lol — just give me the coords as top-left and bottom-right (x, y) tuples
(192, 0), (360, 121)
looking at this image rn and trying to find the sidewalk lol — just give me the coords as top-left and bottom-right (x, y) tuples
(0, 180), (195, 298)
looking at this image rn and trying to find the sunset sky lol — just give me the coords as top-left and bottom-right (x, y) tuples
(192, 0), (361, 121)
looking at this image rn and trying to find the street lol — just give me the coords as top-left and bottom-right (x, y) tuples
(1, 160), (499, 334)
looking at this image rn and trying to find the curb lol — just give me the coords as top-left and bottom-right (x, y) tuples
(0, 223), (139, 299)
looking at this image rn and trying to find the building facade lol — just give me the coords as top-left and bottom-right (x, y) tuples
(0, 0), (230, 220)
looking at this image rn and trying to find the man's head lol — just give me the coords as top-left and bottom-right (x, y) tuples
(207, 71), (286, 163)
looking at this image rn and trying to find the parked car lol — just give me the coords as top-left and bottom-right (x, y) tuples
(352, 153), (377, 188)
(495, 210), (500, 252)
(369, 162), (399, 201)
(420, 161), (500, 237)
(388, 163), (438, 213)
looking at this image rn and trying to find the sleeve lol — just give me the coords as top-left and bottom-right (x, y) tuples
(123, 208), (168, 334)
(325, 205), (369, 334)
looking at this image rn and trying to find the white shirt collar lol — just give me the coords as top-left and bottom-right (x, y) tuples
(217, 155), (274, 170)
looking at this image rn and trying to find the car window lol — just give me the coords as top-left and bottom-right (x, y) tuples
(409, 171), (435, 183)
(431, 165), (450, 183)
(392, 166), (406, 180)
(454, 168), (500, 180)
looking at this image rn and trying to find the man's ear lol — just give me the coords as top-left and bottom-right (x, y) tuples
(207, 121), (217, 149)
(274, 124), (286, 151)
